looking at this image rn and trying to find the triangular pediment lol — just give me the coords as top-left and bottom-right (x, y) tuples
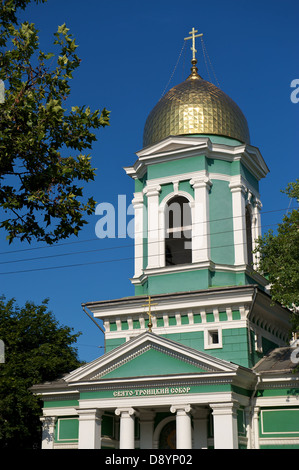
(136, 136), (209, 159)
(65, 332), (238, 383)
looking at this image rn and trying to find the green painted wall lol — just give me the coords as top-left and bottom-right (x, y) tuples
(44, 399), (79, 408)
(135, 269), (255, 296)
(146, 269), (210, 294)
(257, 388), (299, 398)
(260, 444), (299, 449)
(192, 134), (243, 146)
(159, 183), (173, 203)
(106, 337), (126, 353)
(54, 414), (118, 443)
(179, 180), (194, 197)
(207, 157), (231, 175)
(143, 192), (148, 269)
(55, 417), (78, 443)
(209, 179), (234, 265)
(148, 155), (206, 180)
(135, 172), (147, 192)
(240, 163), (259, 192)
(80, 383), (233, 400)
(259, 408), (299, 438)
(102, 414), (115, 438)
(161, 328), (251, 368)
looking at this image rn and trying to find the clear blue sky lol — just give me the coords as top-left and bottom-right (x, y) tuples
(0, 0), (298, 363)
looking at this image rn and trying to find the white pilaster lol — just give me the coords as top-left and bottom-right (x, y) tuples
(145, 185), (161, 268)
(170, 404), (192, 449)
(78, 408), (102, 449)
(132, 192), (144, 278)
(229, 179), (247, 265)
(115, 407), (136, 449)
(192, 408), (209, 449)
(252, 407), (260, 449)
(210, 402), (239, 449)
(139, 411), (155, 449)
(252, 199), (262, 268)
(244, 406), (252, 449)
(40, 416), (56, 449)
(190, 175), (212, 263)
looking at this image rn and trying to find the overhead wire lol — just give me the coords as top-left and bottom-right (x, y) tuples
(0, 220), (282, 267)
(161, 41), (186, 98)
(0, 243), (263, 276)
(0, 204), (296, 274)
(0, 205), (293, 258)
(0, 204), (295, 275)
(0, 234), (283, 276)
(201, 37), (220, 88)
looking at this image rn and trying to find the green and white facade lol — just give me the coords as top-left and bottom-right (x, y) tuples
(33, 52), (299, 450)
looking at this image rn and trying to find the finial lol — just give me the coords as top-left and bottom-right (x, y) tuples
(142, 296), (157, 333)
(184, 27), (203, 79)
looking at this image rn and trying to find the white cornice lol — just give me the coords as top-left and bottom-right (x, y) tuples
(84, 286), (257, 318)
(124, 136), (268, 182)
(129, 263), (268, 291)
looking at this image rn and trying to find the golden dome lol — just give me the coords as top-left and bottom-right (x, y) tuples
(143, 60), (250, 147)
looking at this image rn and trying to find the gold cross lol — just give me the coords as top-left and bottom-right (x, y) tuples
(142, 296), (157, 332)
(184, 27), (203, 61)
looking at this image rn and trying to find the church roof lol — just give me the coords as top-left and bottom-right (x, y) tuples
(253, 345), (299, 375)
(31, 331), (254, 394)
(143, 59), (250, 148)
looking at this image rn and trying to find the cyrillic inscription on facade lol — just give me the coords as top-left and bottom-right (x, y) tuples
(113, 387), (191, 397)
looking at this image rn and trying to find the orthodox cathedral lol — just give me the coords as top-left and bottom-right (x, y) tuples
(32, 29), (299, 450)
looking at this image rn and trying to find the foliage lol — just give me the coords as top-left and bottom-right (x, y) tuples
(0, 295), (82, 448)
(0, 0), (110, 244)
(255, 180), (299, 333)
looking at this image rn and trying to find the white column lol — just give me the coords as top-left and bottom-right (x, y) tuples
(252, 407), (260, 449)
(115, 407), (136, 449)
(252, 199), (262, 269)
(170, 404), (192, 449)
(40, 416), (56, 449)
(139, 411), (155, 449)
(229, 179), (247, 265)
(244, 406), (252, 449)
(132, 192), (144, 278)
(145, 184), (161, 268)
(78, 409), (102, 449)
(192, 408), (209, 449)
(190, 175), (212, 263)
(210, 402), (239, 449)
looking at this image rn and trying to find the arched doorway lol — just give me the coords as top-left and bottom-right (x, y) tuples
(158, 420), (176, 449)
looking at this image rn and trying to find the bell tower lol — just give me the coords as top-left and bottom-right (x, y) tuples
(125, 32), (269, 297)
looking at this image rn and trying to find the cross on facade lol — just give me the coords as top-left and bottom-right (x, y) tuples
(184, 27), (203, 61)
(142, 296), (157, 332)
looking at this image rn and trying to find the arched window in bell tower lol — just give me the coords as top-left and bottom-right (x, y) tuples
(245, 205), (253, 266)
(165, 196), (192, 266)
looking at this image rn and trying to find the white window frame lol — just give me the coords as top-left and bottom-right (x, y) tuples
(159, 190), (195, 268)
(204, 327), (223, 349)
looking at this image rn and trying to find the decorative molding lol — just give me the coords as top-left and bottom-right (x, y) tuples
(126, 136), (268, 183)
(259, 437), (299, 446)
(91, 343), (217, 380)
(170, 404), (191, 414)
